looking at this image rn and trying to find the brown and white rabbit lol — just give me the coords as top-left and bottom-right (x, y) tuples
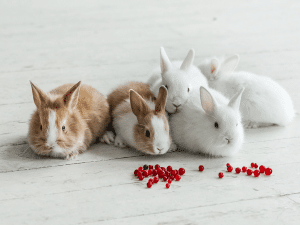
(28, 81), (110, 159)
(106, 82), (173, 155)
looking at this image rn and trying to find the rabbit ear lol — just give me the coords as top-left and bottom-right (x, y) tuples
(160, 47), (172, 74)
(221, 54), (239, 73)
(180, 49), (195, 71)
(228, 87), (244, 111)
(130, 89), (151, 122)
(30, 81), (48, 108)
(63, 81), (81, 109)
(155, 86), (168, 114)
(200, 86), (217, 115)
(211, 58), (219, 74)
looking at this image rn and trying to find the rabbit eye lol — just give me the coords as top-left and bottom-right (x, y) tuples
(188, 88), (190, 92)
(62, 126), (66, 131)
(214, 122), (219, 129)
(40, 125), (42, 131)
(165, 85), (168, 89)
(145, 130), (150, 138)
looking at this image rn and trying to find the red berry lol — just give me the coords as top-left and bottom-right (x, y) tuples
(175, 174), (181, 181)
(143, 165), (148, 170)
(226, 163), (231, 167)
(168, 178), (172, 183)
(265, 168), (272, 176)
(143, 171), (148, 177)
(163, 176), (168, 181)
(166, 183), (170, 189)
(153, 177), (159, 183)
(137, 171), (142, 177)
(254, 170), (260, 177)
(147, 182), (152, 188)
(134, 170), (138, 176)
(219, 172), (224, 178)
(235, 167), (241, 174)
(179, 168), (185, 175)
(259, 165), (265, 174)
(227, 166), (233, 172)
(161, 167), (166, 171)
(247, 169), (253, 176)
(148, 169), (153, 175)
(149, 165), (153, 169)
(171, 170), (176, 176)
(148, 178), (153, 183)
(152, 170), (157, 176)
(251, 163), (255, 168)
(155, 164), (160, 170)
(170, 175), (175, 180)
(242, 166), (247, 172)
(254, 163), (258, 168)
(199, 165), (204, 171)
(138, 167), (144, 172)
(138, 176), (144, 181)
(167, 166), (172, 172)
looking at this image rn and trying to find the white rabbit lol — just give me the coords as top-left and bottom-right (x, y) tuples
(198, 55), (295, 128)
(147, 47), (208, 114)
(170, 86), (245, 157)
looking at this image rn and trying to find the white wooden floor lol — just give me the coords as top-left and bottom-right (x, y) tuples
(1, 0), (300, 224)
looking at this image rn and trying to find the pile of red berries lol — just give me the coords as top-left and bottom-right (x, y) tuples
(218, 162), (273, 178)
(134, 164), (185, 189)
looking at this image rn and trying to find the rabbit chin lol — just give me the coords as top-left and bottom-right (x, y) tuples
(49, 144), (66, 158)
(208, 139), (242, 157)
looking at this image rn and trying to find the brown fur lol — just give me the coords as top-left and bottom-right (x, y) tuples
(108, 82), (171, 154)
(28, 82), (110, 158)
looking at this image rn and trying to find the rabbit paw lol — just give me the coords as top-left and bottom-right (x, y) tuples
(100, 131), (115, 145)
(114, 135), (126, 148)
(169, 142), (178, 152)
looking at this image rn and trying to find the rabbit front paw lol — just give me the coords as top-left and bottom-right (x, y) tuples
(100, 131), (115, 145)
(114, 135), (126, 148)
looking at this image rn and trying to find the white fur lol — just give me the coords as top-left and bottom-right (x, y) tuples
(170, 87), (244, 157)
(147, 48), (208, 113)
(151, 116), (169, 154)
(198, 55), (295, 127)
(113, 99), (170, 155)
(46, 110), (65, 158)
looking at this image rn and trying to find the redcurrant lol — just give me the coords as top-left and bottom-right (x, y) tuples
(143, 171), (148, 177)
(166, 183), (170, 189)
(247, 169), (253, 176)
(235, 167), (241, 174)
(227, 166), (233, 172)
(226, 163), (231, 167)
(179, 168), (185, 175)
(265, 168), (272, 176)
(254, 170), (260, 177)
(251, 163), (255, 168)
(167, 166), (172, 172)
(219, 172), (224, 178)
(138, 167), (144, 172)
(254, 163), (258, 168)
(163, 176), (168, 181)
(168, 178), (172, 183)
(155, 164), (160, 170)
(148, 178), (153, 183)
(259, 165), (265, 174)
(152, 170), (157, 176)
(242, 166), (247, 172)
(147, 182), (152, 188)
(153, 177), (159, 183)
(199, 165), (204, 171)
(175, 174), (181, 181)
(134, 170), (138, 176)
(138, 176), (144, 181)
(148, 169), (153, 175)
(149, 165), (153, 170)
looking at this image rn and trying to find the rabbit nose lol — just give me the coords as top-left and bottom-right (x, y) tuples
(173, 103), (181, 108)
(157, 147), (164, 153)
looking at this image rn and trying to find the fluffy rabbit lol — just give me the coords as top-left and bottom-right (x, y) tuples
(147, 47), (208, 114)
(107, 81), (173, 155)
(198, 55), (295, 128)
(170, 86), (245, 157)
(28, 81), (110, 159)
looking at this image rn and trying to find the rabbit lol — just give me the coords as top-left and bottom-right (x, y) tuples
(106, 81), (175, 155)
(198, 54), (295, 128)
(28, 81), (110, 159)
(147, 47), (208, 114)
(170, 86), (245, 157)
